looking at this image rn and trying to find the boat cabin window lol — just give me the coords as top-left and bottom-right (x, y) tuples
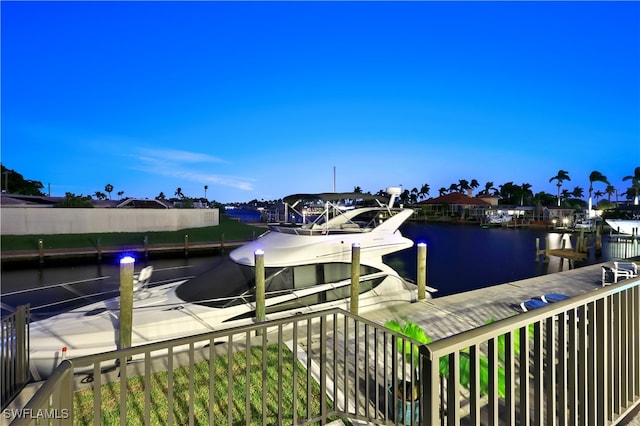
(175, 256), (382, 310)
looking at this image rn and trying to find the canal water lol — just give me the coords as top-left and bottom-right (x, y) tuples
(1, 223), (638, 320)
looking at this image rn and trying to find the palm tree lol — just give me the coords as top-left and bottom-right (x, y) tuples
(410, 192), (418, 204)
(93, 191), (107, 200)
(470, 179), (480, 195)
(605, 184), (616, 202)
(594, 190), (604, 205)
(438, 187), (447, 197)
(418, 184), (430, 200)
(156, 192), (166, 200)
(571, 186), (584, 199)
(104, 184), (114, 200)
(622, 166), (640, 205)
(519, 183), (533, 206)
(175, 188), (184, 199)
(458, 179), (470, 196)
(400, 189), (411, 205)
(499, 182), (517, 205)
(588, 171), (609, 213)
(479, 181), (498, 196)
(549, 170), (571, 207)
(410, 188), (419, 202)
(204, 185), (208, 200)
(117, 191), (124, 199)
(448, 183), (459, 194)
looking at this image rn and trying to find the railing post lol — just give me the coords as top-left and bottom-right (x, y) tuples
(15, 305), (28, 386)
(350, 243), (360, 315)
(420, 345), (439, 426)
(596, 297), (608, 425)
(255, 249), (265, 334)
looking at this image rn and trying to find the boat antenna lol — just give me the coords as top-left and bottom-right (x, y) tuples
(333, 166), (336, 192)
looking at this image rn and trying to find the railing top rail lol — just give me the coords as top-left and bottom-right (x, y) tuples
(12, 360), (73, 426)
(422, 276), (640, 358)
(61, 306), (406, 373)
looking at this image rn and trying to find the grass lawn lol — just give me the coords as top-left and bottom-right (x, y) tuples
(1, 215), (266, 252)
(73, 344), (343, 426)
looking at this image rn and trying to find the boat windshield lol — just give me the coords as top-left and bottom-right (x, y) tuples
(175, 256), (382, 309)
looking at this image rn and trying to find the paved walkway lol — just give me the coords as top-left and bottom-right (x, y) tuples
(362, 260), (608, 341)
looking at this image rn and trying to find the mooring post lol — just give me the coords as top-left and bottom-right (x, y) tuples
(221, 233), (225, 253)
(350, 243), (361, 315)
(38, 239), (44, 264)
(417, 242), (427, 300)
(97, 237), (102, 262)
(184, 234), (189, 257)
(535, 238), (540, 261)
(119, 256), (135, 350)
(595, 227), (602, 255)
(544, 236), (550, 262)
(255, 249), (265, 335)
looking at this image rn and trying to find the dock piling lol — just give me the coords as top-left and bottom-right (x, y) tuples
(417, 243), (427, 300)
(119, 256), (135, 350)
(535, 237), (549, 262)
(38, 239), (44, 264)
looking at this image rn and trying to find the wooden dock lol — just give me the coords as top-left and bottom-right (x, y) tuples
(546, 248), (587, 261)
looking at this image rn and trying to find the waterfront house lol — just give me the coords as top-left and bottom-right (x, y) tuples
(417, 193), (491, 220)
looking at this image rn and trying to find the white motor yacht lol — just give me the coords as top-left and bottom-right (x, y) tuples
(28, 187), (425, 379)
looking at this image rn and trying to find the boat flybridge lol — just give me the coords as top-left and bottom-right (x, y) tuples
(28, 187), (425, 379)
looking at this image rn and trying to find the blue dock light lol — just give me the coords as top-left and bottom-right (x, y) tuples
(120, 256), (135, 265)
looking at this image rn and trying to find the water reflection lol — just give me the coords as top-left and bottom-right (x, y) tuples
(385, 223), (639, 297)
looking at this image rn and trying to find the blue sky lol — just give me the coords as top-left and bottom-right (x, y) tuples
(2, 1), (639, 203)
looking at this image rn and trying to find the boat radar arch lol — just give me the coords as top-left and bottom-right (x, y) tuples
(386, 186), (402, 208)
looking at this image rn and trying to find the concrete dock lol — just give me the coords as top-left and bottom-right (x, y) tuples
(362, 260), (611, 341)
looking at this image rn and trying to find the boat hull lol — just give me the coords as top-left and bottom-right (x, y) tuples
(28, 271), (416, 380)
(605, 219), (640, 236)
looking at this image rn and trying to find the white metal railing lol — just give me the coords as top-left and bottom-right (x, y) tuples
(8, 309), (423, 425)
(7, 277), (640, 425)
(421, 277), (640, 425)
(1, 305), (30, 411)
